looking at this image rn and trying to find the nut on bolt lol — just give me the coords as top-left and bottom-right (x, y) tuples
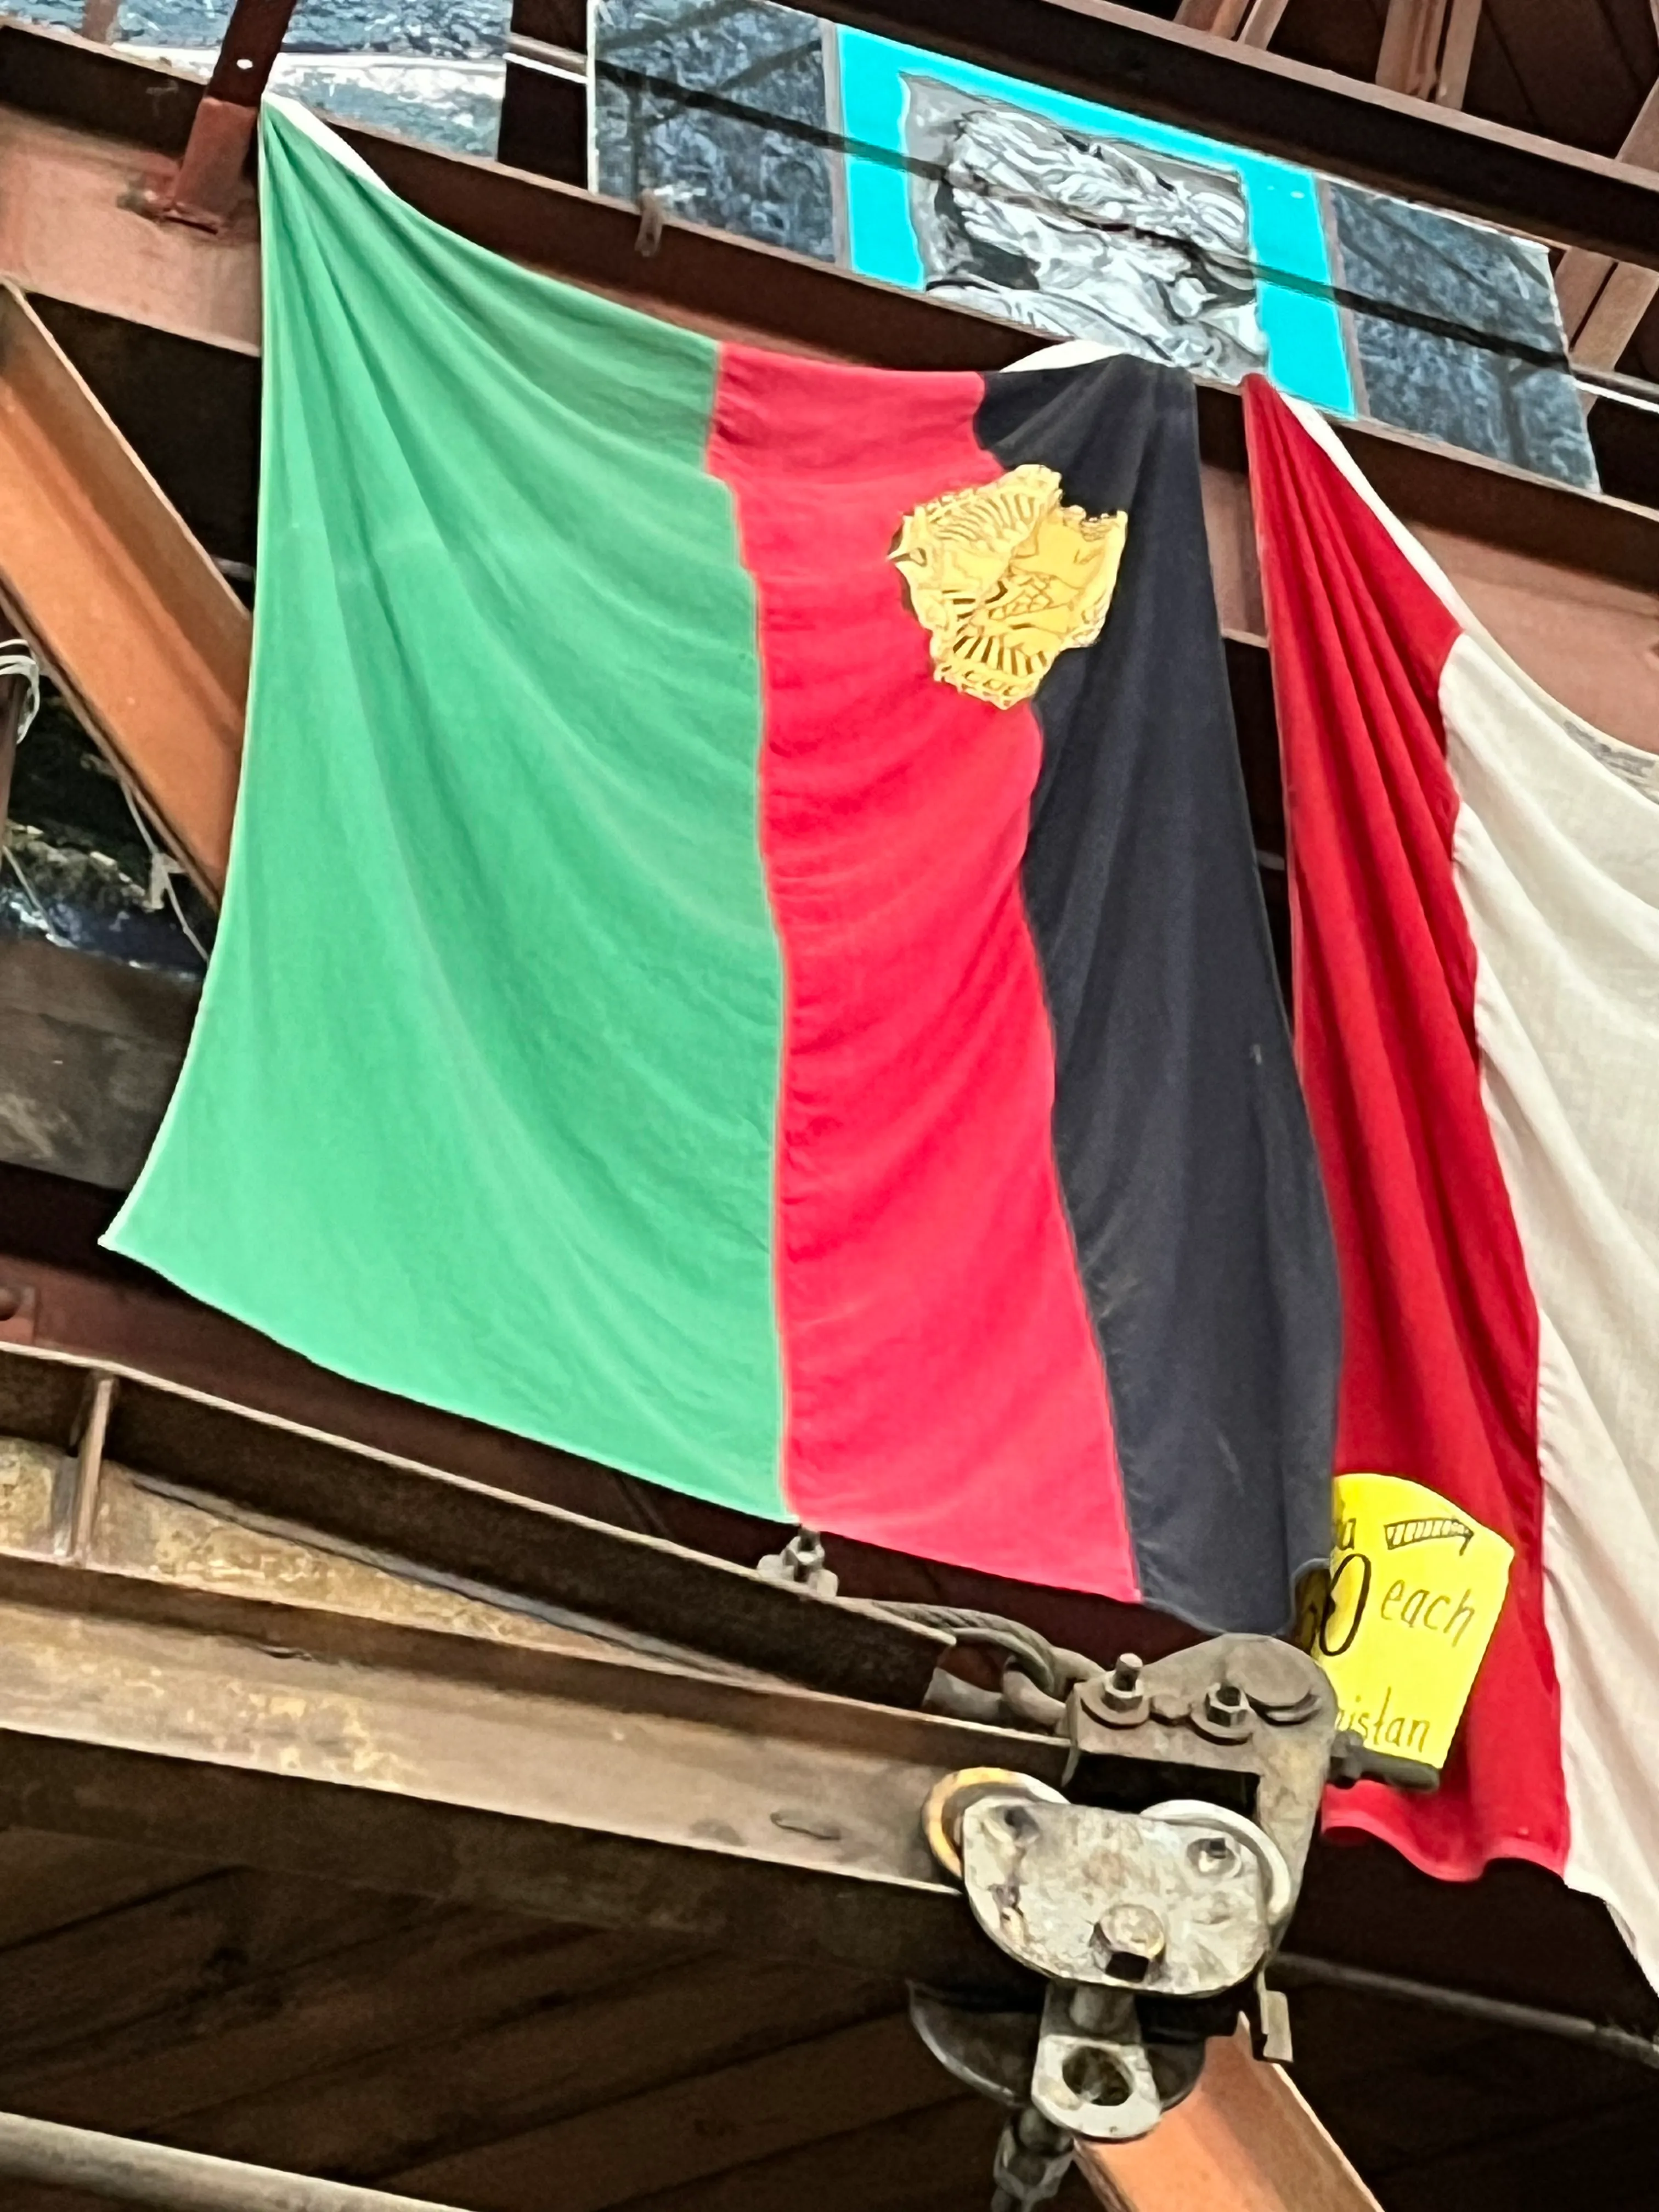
(1091, 1901), (1167, 1983)
(1085, 1651), (1150, 1729)
(1194, 1676), (1256, 1742)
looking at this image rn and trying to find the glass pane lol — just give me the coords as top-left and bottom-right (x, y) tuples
(591, 0), (1598, 490)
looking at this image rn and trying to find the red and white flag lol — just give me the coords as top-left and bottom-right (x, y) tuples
(1245, 376), (1659, 1983)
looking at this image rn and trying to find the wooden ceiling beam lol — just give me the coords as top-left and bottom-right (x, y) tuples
(1373, 0), (1482, 108)
(1173, 0), (1289, 47)
(1555, 76), (1659, 377)
(0, 1526), (1046, 1989)
(1173, 0), (1254, 33)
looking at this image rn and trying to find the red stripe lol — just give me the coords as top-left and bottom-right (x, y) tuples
(708, 350), (1137, 1599)
(1245, 379), (1566, 1878)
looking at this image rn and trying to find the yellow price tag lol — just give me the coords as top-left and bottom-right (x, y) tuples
(1305, 1474), (1513, 1770)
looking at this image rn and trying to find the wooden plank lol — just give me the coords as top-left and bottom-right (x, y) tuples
(166, 1953), (899, 2179)
(1077, 2027), (1381, 2212)
(1278, 1987), (1640, 2179)
(1368, 2083), (1659, 2210)
(0, 941), (196, 1190)
(1377, 0), (1451, 98)
(1554, 76), (1659, 351)
(1572, 259), (1659, 368)
(1, 1918), (668, 2136)
(0, 1829), (207, 1951)
(600, 2092), (1002, 2212)
(1173, 1), (1252, 32)
(0, 1871), (432, 2076)
(1432, 0), (1482, 108)
(1237, 0), (1291, 51)
(391, 2012), (958, 2212)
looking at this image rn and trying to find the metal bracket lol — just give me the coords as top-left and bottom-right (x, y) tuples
(957, 1795), (1285, 1996)
(909, 1629), (1345, 2198)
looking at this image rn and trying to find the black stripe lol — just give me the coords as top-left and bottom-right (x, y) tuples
(975, 356), (1339, 1633)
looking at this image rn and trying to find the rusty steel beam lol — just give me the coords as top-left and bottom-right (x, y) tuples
(14, 8), (1659, 275)
(160, 0), (301, 230)
(0, 283), (247, 897)
(0, 1535), (1052, 1988)
(1078, 2025), (1382, 2211)
(0, 1339), (949, 1707)
(0, 104), (261, 351)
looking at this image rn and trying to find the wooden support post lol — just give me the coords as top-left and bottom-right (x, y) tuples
(1076, 2027), (1382, 2212)
(1173, 0), (1286, 46)
(1555, 77), (1659, 383)
(1376, 0), (1481, 104)
(1236, 0), (1291, 52)
(61, 1369), (116, 1564)
(1173, 0), (1254, 33)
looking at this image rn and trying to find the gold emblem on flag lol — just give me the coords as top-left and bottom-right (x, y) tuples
(889, 465), (1128, 709)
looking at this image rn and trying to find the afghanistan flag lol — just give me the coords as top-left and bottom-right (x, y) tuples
(111, 99), (1339, 1630)
(1246, 377), (1659, 1986)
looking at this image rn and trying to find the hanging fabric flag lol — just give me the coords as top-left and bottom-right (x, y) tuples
(110, 99), (1339, 1629)
(1245, 374), (1659, 1985)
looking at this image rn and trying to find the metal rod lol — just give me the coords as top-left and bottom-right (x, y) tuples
(0, 2110), (470, 2212)
(1272, 1953), (1659, 2070)
(1573, 362), (1659, 418)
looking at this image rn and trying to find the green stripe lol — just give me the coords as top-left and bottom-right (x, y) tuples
(109, 103), (787, 1514)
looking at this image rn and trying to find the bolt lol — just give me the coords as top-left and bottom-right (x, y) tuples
(1188, 1832), (1242, 1878)
(1087, 1651), (1150, 1728)
(1091, 1901), (1166, 1982)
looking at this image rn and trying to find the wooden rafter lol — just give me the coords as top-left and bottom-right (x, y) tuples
(1173, 0), (1290, 51)
(1555, 76), (1659, 374)
(1375, 0), (1483, 108)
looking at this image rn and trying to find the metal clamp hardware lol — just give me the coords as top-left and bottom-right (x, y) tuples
(910, 1628), (1348, 2204)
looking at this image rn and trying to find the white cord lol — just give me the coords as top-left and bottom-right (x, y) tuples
(116, 774), (211, 964)
(0, 642), (65, 943)
(0, 642), (41, 744)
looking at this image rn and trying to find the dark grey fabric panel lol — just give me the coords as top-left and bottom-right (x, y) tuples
(978, 356), (1340, 1633)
